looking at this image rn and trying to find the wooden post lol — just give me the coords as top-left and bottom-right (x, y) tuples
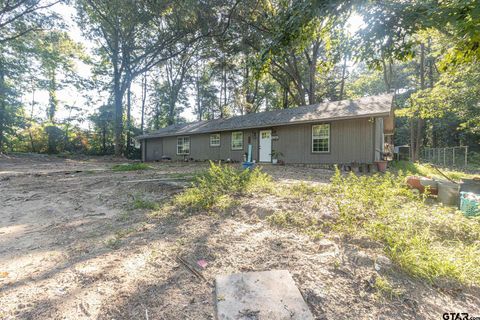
(443, 148), (446, 166)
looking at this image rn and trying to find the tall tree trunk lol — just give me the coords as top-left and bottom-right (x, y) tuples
(282, 85), (288, 109)
(140, 71), (147, 133)
(0, 57), (5, 152)
(221, 62), (227, 118)
(307, 42), (319, 105)
(102, 124), (106, 154)
(126, 80), (132, 155)
(339, 55), (348, 100)
(113, 51), (124, 156)
(195, 68), (202, 120)
(29, 79), (36, 152)
(47, 70), (58, 123)
(413, 43), (426, 161)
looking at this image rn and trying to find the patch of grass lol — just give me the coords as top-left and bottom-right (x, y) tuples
(105, 237), (121, 249)
(112, 163), (152, 171)
(326, 169), (480, 286)
(105, 227), (136, 249)
(132, 198), (160, 210)
(173, 161), (273, 212)
(167, 172), (198, 181)
(390, 160), (475, 181)
(117, 211), (132, 221)
(372, 275), (403, 300)
(267, 210), (323, 239)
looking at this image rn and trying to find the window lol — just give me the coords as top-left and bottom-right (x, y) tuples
(210, 133), (220, 147)
(231, 131), (243, 150)
(312, 124), (330, 153)
(177, 136), (190, 155)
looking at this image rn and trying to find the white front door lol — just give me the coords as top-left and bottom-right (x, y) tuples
(259, 130), (272, 162)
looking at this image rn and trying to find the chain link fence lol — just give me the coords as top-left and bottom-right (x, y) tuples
(420, 146), (469, 168)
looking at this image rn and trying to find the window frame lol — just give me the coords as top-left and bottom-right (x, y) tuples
(210, 133), (221, 147)
(176, 136), (190, 155)
(231, 131), (244, 150)
(311, 124), (330, 153)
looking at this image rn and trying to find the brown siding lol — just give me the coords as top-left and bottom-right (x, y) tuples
(145, 138), (163, 161)
(143, 117), (375, 164)
(272, 118), (374, 164)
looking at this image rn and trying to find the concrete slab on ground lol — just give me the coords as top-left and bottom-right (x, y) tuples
(215, 270), (314, 320)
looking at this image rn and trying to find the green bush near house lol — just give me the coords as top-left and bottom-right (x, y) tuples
(112, 163), (152, 171)
(173, 161), (273, 211)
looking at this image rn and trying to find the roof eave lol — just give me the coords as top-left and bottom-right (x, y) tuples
(135, 111), (391, 140)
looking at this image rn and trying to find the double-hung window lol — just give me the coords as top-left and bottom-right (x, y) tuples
(210, 133), (220, 147)
(177, 136), (190, 155)
(231, 132), (243, 150)
(312, 124), (330, 153)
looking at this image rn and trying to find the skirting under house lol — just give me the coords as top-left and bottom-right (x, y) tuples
(136, 94), (394, 165)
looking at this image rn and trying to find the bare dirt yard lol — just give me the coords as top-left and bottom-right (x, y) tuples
(1, 154), (479, 319)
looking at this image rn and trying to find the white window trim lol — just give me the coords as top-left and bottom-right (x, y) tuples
(231, 131), (244, 150)
(176, 136), (190, 155)
(312, 124), (330, 153)
(210, 133), (220, 147)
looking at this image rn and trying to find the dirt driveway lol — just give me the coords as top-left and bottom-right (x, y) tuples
(1, 154), (479, 319)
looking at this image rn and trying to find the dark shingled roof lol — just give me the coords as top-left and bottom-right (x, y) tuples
(137, 94), (393, 140)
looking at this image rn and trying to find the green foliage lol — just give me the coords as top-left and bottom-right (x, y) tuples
(112, 163), (152, 171)
(372, 275), (403, 300)
(389, 161), (476, 181)
(327, 169), (480, 285)
(132, 198), (160, 210)
(346, 69), (387, 99)
(173, 161), (273, 211)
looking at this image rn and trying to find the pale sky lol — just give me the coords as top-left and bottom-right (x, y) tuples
(27, 4), (364, 130)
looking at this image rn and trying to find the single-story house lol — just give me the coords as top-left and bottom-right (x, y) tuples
(136, 94), (394, 165)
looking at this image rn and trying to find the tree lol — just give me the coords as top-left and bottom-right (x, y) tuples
(76, 0), (225, 155)
(0, 0), (59, 43)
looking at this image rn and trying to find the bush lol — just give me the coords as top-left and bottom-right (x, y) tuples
(173, 161), (273, 211)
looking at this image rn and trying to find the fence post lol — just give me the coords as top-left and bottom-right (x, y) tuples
(452, 147), (455, 166)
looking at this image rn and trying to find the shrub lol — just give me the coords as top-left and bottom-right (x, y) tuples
(173, 161), (273, 211)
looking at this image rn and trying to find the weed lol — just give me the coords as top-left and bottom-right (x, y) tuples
(105, 227), (136, 249)
(105, 237), (121, 249)
(132, 198), (159, 210)
(326, 168), (480, 285)
(117, 211), (132, 221)
(372, 275), (403, 300)
(112, 163), (152, 171)
(390, 160), (475, 181)
(267, 211), (323, 239)
(173, 161), (273, 211)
